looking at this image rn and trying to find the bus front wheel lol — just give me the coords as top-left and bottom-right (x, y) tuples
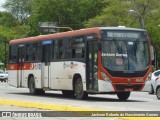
(29, 76), (45, 95)
(117, 92), (130, 101)
(75, 78), (88, 100)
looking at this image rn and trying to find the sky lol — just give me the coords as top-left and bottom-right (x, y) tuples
(0, 0), (6, 11)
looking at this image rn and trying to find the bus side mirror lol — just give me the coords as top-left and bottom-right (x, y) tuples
(150, 45), (154, 61)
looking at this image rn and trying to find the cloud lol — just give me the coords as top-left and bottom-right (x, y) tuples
(0, 0), (6, 11)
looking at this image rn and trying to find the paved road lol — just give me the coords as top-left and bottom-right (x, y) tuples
(0, 82), (159, 111)
(0, 82), (159, 120)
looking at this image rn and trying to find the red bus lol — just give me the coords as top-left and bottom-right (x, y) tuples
(8, 27), (152, 100)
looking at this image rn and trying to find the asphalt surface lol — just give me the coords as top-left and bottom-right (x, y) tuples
(0, 82), (160, 120)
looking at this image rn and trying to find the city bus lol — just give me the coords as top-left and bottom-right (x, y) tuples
(8, 27), (152, 100)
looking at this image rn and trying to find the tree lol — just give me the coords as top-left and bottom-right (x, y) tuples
(0, 11), (30, 68)
(3, 0), (32, 24)
(2, 0), (160, 68)
(3, 0), (106, 36)
(128, 0), (160, 29)
(25, 0), (106, 35)
(86, 0), (131, 27)
(129, 0), (160, 68)
(0, 12), (18, 27)
(86, 0), (160, 69)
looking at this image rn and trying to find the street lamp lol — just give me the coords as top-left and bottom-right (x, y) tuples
(129, 9), (145, 29)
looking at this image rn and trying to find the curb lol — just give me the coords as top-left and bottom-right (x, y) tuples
(0, 98), (159, 120)
(0, 98), (98, 111)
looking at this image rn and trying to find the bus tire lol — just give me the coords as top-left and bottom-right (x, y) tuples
(156, 87), (160, 99)
(75, 78), (88, 100)
(62, 90), (74, 96)
(117, 92), (130, 101)
(29, 76), (45, 95)
(37, 89), (45, 95)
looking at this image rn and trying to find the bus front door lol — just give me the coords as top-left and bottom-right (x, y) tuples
(42, 44), (51, 89)
(18, 46), (25, 87)
(86, 40), (98, 91)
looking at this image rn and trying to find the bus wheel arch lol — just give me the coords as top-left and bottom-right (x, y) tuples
(73, 74), (88, 99)
(28, 74), (45, 95)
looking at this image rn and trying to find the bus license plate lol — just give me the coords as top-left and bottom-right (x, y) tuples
(125, 88), (133, 91)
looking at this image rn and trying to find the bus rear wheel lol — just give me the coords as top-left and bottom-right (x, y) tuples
(29, 76), (45, 95)
(117, 92), (130, 101)
(75, 78), (88, 100)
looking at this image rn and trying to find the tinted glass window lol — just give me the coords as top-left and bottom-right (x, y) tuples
(55, 38), (71, 60)
(102, 40), (149, 71)
(72, 37), (85, 58)
(10, 45), (17, 63)
(35, 42), (41, 61)
(26, 43), (39, 62)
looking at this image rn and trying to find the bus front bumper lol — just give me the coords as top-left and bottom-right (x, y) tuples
(98, 80), (151, 93)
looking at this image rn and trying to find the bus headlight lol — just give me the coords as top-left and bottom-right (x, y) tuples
(101, 72), (112, 83)
(145, 72), (152, 83)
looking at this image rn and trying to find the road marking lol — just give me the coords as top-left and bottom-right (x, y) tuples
(0, 98), (98, 111)
(0, 98), (159, 120)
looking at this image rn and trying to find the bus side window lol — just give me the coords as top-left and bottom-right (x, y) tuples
(72, 36), (85, 58)
(32, 43), (36, 61)
(63, 38), (72, 59)
(72, 49), (76, 58)
(55, 38), (72, 60)
(65, 49), (72, 59)
(26, 44), (29, 61)
(59, 51), (63, 59)
(36, 42), (42, 61)
(10, 55), (17, 63)
(10, 45), (18, 63)
(26, 43), (37, 62)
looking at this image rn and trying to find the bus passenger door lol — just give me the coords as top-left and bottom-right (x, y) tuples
(42, 42), (51, 89)
(86, 40), (98, 91)
(18, 46), (25, 87)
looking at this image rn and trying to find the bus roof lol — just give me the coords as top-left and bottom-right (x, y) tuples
(9, 27), (100, 45)
(9, 27), (146, 45)
(99, 27), (146, 31)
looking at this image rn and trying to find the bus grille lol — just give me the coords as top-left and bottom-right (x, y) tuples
(115, 84), (142, 91)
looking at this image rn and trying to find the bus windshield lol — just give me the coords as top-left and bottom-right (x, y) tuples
(101, 30), (150, 72)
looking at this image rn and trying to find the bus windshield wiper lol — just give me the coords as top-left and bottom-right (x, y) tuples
(134, 39), (139, 62)
(113, 38), (123, 53)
